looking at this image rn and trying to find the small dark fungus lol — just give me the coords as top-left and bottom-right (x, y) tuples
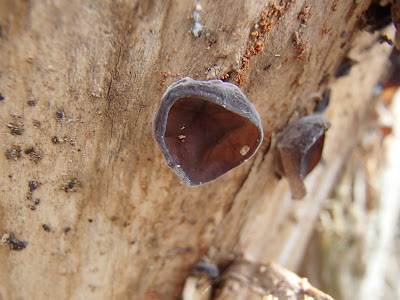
(193, 260), (220, 279)
(42, 224), (51, 232)
(314, 89), (331, 113)
(6, 123), (24, 135)
(28, 149), (43, 163)
(335, 57), (358, 78)
(24, 147), (35, 155)
(33, 120), (41, 128)
(56, 110), (65, 122)
(29, 180), (38, 191)
(52, 136), (60, 144)
(153, 77), (263, 186)
(0, 93), (5, 101)
(277, 114), (330, 199)
(182, 260), (219, 299)
(64, 178), (79, 192)
(6, 146), (22, 160)
(2, 233), (27, 251)
(27, 100), (37, 107)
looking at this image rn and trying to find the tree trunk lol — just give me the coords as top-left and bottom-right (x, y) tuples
(0, 0), (393, 299)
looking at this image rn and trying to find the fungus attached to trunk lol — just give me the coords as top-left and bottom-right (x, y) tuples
(277, 114), (330, 199)
(153, 77), (263, 186)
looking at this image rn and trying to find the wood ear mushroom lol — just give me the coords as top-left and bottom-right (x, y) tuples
(153, 77), (263, 186)
(276, 114), (330, 199)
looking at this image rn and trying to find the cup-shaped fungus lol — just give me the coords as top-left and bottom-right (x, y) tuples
(277, 114), (330, 199)
(153, 77), (263, 186)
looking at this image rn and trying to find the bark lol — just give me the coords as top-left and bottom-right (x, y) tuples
(0, 0), (393, 299)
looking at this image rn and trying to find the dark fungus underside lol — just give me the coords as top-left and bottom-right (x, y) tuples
(300, 134), (325, 178)
(277, 114), (330, 199)
(164, 97), (260, 185)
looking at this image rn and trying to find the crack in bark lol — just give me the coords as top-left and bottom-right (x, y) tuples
(106, 45), (122, 113)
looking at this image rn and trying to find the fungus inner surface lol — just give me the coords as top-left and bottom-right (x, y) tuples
(300, 134), (325, 178)
(164, 97), (260, 185)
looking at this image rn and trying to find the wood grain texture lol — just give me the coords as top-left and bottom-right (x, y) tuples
(0, 0), (393, 299)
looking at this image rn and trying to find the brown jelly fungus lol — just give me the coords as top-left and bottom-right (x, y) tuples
(335, 57), (358, 78)
(277, 114), (330, 199)
(153, 77), (263, 186)
(193, 261), (220, 279)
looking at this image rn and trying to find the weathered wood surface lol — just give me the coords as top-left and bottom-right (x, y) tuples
(0, 0), (393, 299)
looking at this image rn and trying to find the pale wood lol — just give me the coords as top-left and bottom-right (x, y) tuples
(0, 0), (393, 299)
(215, 260), (333, 300)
